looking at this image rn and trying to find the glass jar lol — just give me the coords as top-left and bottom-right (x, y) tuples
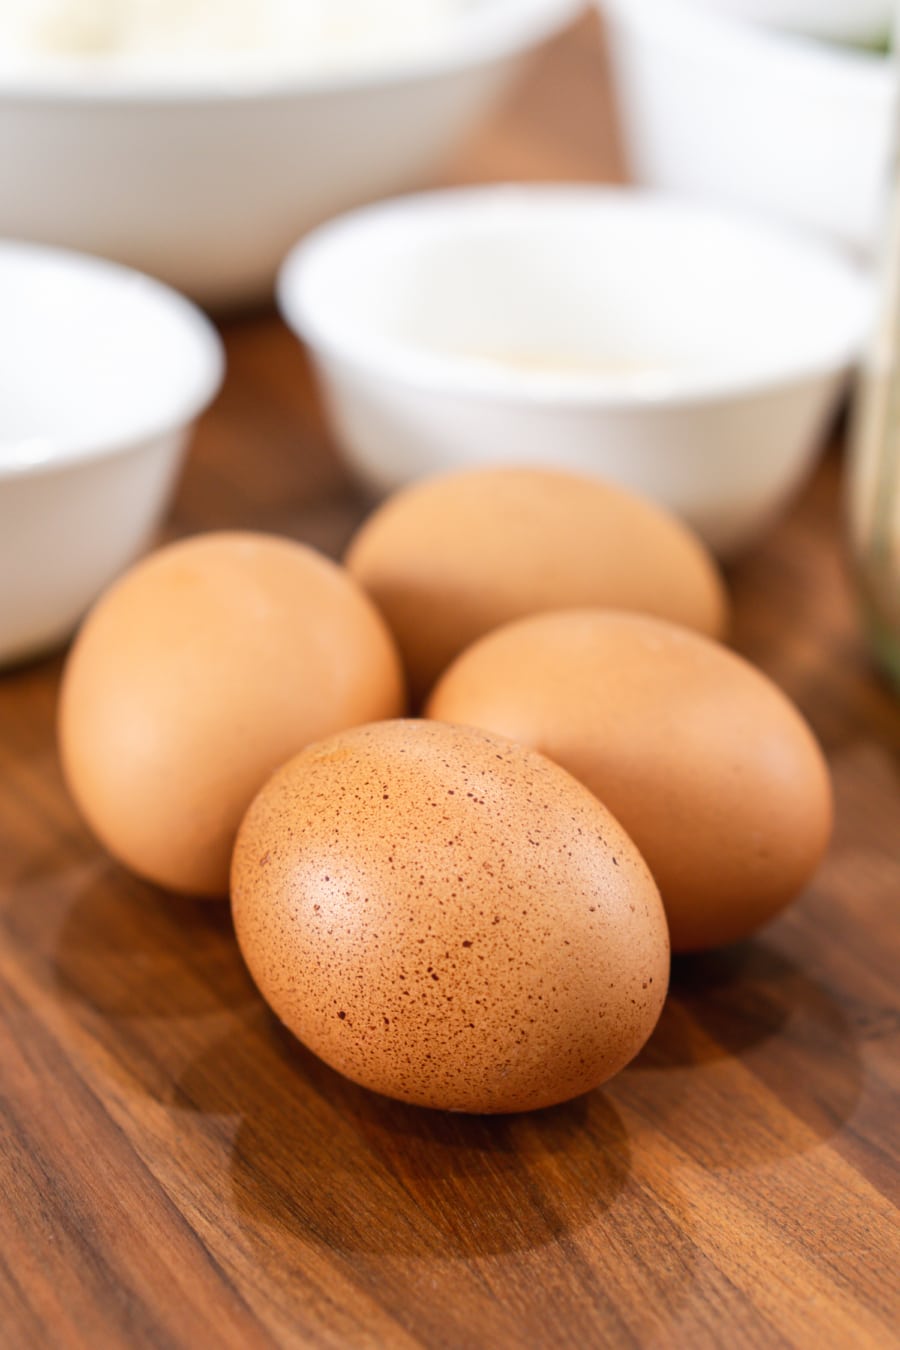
(849, 138), (900, 691)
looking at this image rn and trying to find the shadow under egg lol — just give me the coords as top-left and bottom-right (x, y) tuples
(637, 941), (795, 1069)
(173, 1006), (633, 1260)
(618, 937), (863, 1169)
(52, 864), (258, 1020)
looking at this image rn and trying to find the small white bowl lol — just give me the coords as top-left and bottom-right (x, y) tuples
(279, 185), (871, 556)
(597, 0), (898, 258)
(0, 241), (223, 667)
(0, 0), (579, 308)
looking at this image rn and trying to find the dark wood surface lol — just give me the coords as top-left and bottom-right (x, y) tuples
(2, 16), (899, 1349)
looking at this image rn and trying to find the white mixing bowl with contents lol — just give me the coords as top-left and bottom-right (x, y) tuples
(280, 184), (871, 556)
(0, 0), (579, 306)
(0, 241), (223, 667)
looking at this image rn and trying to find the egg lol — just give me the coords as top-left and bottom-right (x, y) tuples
(231, 719), (669, 1113)
(427, 611), (833, 952)
(345, 465), (728, 702)
(59, 531), (404, 897)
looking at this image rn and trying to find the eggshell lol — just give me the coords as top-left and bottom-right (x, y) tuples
(427, 611), (833, 952)
(345, 465), (728, 702)
(59, 532), (404, 897)
(231, 719), (669, 1113)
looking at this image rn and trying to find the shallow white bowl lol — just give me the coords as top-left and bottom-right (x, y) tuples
(0, 0), (579, 308)
(0, 241), (223, 667)
(279, 185), (871, 556)
(598, 0), (897, 258)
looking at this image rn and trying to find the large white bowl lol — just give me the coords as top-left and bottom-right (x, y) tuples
(0, 241), (223, 667)
(598, 0), (898, 258)
(0, 0), (579, 308)
(279, 185), (871, 557)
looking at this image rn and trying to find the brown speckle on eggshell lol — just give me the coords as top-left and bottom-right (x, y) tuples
(231, 719), (669, 1114)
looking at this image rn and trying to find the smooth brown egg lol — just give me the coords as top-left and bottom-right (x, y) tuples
(59, 532), (404, 897)
(231, 719), (669, 1114)
(427, 611), (833, 952)
(345, 465), (728, 702)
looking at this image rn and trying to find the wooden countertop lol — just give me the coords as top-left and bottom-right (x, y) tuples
(1, 16), (898, 1349)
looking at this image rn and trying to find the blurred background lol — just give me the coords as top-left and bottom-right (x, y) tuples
(1, 0), (898, 676)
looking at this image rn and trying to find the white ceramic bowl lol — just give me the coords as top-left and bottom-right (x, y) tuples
(687, 0), (893, 45)
(598, 0), (898, 258)
(0, 241), (223, 667)
(279, 185), (871, 557)
(0, 0), (579, 308)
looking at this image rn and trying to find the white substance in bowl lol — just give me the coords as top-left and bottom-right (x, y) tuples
(0, 0), (476, 74)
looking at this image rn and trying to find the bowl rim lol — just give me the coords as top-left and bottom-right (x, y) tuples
(596, 0), (895, 81)
(0, 239), (225, 480)
(0, 0), (582, 103)
(278, 182), (873, 409)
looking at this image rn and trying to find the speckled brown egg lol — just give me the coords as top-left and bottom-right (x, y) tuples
(59, 532), (404, 898)
(231, 719), (669, 1114)
(427, 610), (833, 952)
(344, 465), (728, 702)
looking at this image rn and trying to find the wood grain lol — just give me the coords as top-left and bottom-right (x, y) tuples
(1, 15), (899, 1348)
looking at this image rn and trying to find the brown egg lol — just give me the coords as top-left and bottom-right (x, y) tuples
(232, 719), (669, 1113)
(345, 465), (728, 702)
(59, 532), (404, 897)
(427, 611), (833, 952)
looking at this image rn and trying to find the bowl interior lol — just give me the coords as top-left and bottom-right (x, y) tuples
(284, 187), (871, 401)
(0, 0), (580, 96)
(0, 242), (222, 472)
